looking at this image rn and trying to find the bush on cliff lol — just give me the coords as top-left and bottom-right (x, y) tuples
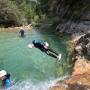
(0, 0), (24, 27)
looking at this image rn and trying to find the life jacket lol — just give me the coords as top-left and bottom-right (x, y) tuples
(4, 79), (11, 88)
(2, 73), (11, 88)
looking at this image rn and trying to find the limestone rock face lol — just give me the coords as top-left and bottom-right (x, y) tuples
(48, 0), (90, 21)
(50, 33), (90, 90)
(73, 33), (90, 62)
(56, 21), (90, 35)
(72, 58), (90, 76)
(87, 43), (90, 58)
(50, 58), (90, 90)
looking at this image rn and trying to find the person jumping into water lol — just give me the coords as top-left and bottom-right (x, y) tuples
(28, 40), (62, 61)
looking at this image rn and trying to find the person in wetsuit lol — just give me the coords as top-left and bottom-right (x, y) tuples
(0, 70), (11, 89)
(19, 27), (25, 37)
(28, 40), (62, 60)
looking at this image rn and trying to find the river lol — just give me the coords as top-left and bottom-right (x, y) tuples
(0, 28), (72, 90)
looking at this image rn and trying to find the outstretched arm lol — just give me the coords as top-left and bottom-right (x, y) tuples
(28, 44), (35, 48)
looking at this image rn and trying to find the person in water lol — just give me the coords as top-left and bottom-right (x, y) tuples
(0, 70), (11, 89)
(19, 27), (25, 37)
(28, 40), (62, 60)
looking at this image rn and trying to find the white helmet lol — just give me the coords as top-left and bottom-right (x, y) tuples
(44, 42), (49, 47)
(0, 70), (7, 77)
(28, 44), (33, 48)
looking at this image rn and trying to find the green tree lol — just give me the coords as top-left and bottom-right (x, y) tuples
(0, 0), (24, 27)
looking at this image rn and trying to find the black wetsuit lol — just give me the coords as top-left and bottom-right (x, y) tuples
(20, 29), (25, 37)
(45, 48), (59, 59)
(33, 41), (59, 59)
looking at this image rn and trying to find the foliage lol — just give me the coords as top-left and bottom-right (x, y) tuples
(10, 0), (43, 24)
(0, 0), (50, 27)
(0, 0), (90, 27)
(19, 1), (37, 22)
(0, 0), (24, 27)
(38, 0), (49, 14)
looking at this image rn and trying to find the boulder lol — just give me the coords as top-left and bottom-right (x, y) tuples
(73, 33), (90, 61)
(50, 58), (90, 90)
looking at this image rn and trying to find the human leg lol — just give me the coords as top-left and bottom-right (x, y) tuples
(45, 48), (62, 60)
(47, 48), (59, 56)
(45, 50), (58, 59)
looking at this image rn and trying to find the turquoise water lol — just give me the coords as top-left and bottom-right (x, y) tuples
(0, 29), (70, 89)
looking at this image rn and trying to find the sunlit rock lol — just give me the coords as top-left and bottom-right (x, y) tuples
(50, 33), (90, 90)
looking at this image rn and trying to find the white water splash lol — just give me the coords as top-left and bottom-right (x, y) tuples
(7, 76), (68, 90)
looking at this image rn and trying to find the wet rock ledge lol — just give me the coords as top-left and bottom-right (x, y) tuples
(50, 33), (90, 90)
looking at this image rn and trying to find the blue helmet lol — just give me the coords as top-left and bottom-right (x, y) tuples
(32, 39), (41, 44)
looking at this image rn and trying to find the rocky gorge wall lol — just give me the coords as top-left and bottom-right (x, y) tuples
(50, 33), (90, 90)
(56, 21), (90, 35)
(48, 0), (90, 21)
(47, 0), (90, 35)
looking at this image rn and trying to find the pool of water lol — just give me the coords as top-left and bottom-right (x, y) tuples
(0, 29), (71, 89)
